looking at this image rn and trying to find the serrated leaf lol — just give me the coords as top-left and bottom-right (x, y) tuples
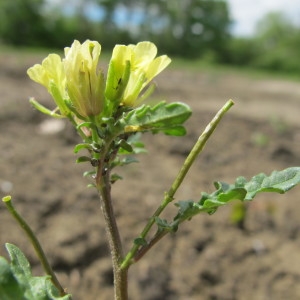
(244, 167), (300, 200)
(172, 167), (300, 225)
(121, 101), (191, 136)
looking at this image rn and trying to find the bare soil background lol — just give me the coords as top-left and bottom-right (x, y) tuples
(0, 52), (300, 300)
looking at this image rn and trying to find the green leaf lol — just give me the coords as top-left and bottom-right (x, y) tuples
(155, 217), (178, 232)
(83, 170), (96, 178)
(6, 243), (31, 279)
(76, 156), (91, 164)
(120, 101), (192, 136)
(243, 167), (300, 200)
(117, 133), (146, 155)
(0, 256), (25, 299)
(1, 244), (71, 300)
(161, 167), (300, 230)
(76, 121), (99, 134)
(110, 173), (123, 183)
(118, 140), (133, 152)
(110, 156), (139, 169)
(73, 143), (93, 153)
(133, 238), (147, 246)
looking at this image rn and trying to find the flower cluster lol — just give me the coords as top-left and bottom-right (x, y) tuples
(27, 40), (171, 120)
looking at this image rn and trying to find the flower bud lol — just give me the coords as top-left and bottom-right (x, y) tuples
(63, 40), (105, 118)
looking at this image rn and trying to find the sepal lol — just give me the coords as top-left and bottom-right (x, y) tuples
(29, 98), (64, 118)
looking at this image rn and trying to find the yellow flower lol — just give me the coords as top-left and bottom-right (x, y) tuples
(27, 54), (70, 116)
(106, 41), (171, 107)
(63, 40), (105, 118)
(28, 40), (169, 119)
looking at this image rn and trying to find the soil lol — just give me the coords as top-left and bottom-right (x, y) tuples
(0, 52), (300, 300)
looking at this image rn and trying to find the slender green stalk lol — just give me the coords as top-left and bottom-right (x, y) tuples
(2, 196), (68, 298)
(121, 100), (234, 269)
(165, 99), (234, 202)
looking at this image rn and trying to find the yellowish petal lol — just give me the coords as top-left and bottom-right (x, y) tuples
(27, 53), (69, 116)
(27, 64), (48, 87)
(145, 55), (171, 83)
(130, 41), (157, 70)
(63, 40), (104, 118)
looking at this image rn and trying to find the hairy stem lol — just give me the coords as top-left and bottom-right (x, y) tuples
(96, 169), (128, 300)
(2, 196), (69, 298)
(121, 99), (234, 269)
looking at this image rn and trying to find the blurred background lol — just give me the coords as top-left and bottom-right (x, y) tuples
(1, 0), (300, 74)
(1, 1), (300, 299)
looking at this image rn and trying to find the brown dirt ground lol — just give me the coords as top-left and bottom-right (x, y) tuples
(0, 52), (300, 300)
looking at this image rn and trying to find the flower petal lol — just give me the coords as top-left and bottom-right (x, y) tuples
(145, 55), (171, 83)
(63, 40), (104, 118)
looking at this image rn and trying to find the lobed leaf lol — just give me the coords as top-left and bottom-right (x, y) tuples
(243, 167), (300, 200)
(120, 101), (192, 136)
(156, 167), (300, 232)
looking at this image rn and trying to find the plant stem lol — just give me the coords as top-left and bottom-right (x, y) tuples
(165, 99), (234, 202)
(121, 99), (234, 269)
(97, 169), (128, 300)
(2, 196), (69, 298)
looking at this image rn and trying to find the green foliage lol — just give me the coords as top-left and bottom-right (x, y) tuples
(0, 0), (51, 47)
(141, 0), (231, 60)
(156, 167), (300, 232)
(2, 0), (300, 73)
(227, 12), (300, 74)
(0, 0), (231, 60)
(120, 101), (192, 136)
(0, 244), (71, 300)
(226, 37), (260, 65)
(117, 133), (146, 155)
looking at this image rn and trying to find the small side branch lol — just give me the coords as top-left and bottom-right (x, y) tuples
(121, 100), (234, 269)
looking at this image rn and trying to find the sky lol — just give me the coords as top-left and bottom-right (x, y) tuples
(228, 0), (300, 36)
(46, 0), (300, 37)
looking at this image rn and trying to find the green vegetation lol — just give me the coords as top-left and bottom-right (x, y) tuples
(1, 37), (300, 299)
(1, 0), (300, 74)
